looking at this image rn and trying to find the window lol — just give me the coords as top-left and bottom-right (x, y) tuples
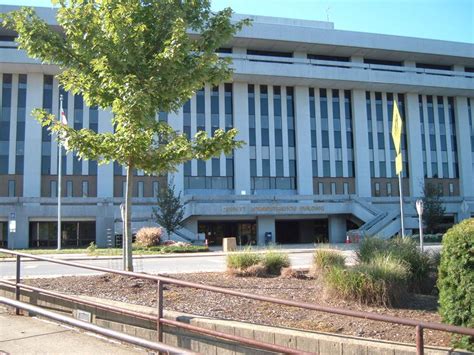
(387, 182), (392, 196)
(318, 182), (324, 195)
(8, 180), (15, 197)
(66, 180), (73, 197)
(308, 54), (349, 62)
(331, 182), (336, 195)
(137, 181), (144, 198)
(82, 181), (89, 197)
(212, 158), (220, 176)
(343, 182), (349, 195)
(374, 182), (380, 197)
(50, 180), (57, 198)
(153, 181), (159, 198)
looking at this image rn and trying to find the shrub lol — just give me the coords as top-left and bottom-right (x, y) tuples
(313, 249), (346, 272)
(86, 242), (97, 255)
(358, 236), (431, 290)
(357, 237), (388, 263)
(262, 250), (290, 275)
(325, 255), (410, 306)
(135, 227), (162, 247)
(226, 249), (262, 271)
(438, 218), (474, 351)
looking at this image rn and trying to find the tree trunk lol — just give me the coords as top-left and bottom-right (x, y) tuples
(124, 163), (134, 271)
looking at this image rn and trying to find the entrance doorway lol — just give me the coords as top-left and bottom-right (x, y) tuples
(276, 219), (328, 244)
(0, 222), (7, 247)
(275, 221), (299, 244)
(29, 221), (96, 248)
(198, 221), (256, 246)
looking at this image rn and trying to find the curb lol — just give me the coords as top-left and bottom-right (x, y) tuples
(0, 248), (318, 263)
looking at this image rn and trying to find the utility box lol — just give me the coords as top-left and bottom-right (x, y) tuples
(265, 232), (273, 245)
(223, 237), (237, 252)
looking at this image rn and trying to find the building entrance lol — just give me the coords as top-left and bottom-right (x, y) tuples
(0, 222), (7, 248)
(276, 219), (328, 244)
(29, 221), (96, 248)
(198, 221), (256, 246)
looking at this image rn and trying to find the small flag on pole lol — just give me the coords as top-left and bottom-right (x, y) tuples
(60, 108), (68, 125)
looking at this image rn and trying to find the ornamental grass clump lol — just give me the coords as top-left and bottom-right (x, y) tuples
(357, 236), (432, 291)
(226, 249), (290, 277)
(438, 218), (474, 351)
(262, 250), (290, 275)
(325, 255), (410, 306)
(313, 249), (346, 272)
(226, 249), (262, 272)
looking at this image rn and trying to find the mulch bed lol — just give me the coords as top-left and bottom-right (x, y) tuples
(25, 272), (452, 348)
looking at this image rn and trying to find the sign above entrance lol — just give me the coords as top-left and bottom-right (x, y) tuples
(222, 204), (325, 215)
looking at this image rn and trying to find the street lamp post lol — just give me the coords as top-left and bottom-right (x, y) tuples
(416, 199), (424, 253)
(120, 203), (126, 269)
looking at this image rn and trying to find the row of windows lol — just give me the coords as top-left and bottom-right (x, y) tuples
(419, 95), (458, 179)
(248, 84), (296, 183)
(41, 75), (98, 176)
(309, 88), (354, 178)
(183, 84), (234, 184)
(366, 91), (409, 178)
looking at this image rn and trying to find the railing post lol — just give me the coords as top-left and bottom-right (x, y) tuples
(157, 280), (163, 343)
(15, 255), (21, 315)
(416, 325), (424, 355)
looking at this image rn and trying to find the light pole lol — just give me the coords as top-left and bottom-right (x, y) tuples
(416, 199), (424, 252)
(120, 203), (126, 269)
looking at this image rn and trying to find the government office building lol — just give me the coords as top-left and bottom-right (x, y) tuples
(0, 6), (473, 248)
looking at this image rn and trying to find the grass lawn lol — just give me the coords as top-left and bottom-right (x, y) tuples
(0, 245), (209, 258)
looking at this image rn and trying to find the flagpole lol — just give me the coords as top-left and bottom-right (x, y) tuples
(57, 94), (63, 250)
(392, 100), (405, 238)
(398, 172), (405, 238)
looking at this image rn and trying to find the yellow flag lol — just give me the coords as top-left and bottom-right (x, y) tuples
(392, 100), (403, 154)
(395, 152), (403, 175)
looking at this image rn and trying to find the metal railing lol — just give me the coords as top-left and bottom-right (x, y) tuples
(1, 248), (473, 355)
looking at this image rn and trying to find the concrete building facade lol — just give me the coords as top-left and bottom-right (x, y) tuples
(0, 6), (473, 248)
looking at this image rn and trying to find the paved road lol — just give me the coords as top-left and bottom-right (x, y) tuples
(0, 252), (320, 279)
(0, 245), (439, 279)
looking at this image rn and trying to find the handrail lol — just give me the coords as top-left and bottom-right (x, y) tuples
(0, 296), (195, 355)
(1, 248), (473, 355)
(220, 52), (474, 79)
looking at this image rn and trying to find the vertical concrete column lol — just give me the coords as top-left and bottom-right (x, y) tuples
(233, 82), (251, 195)
(328, 215), (346, 243)
(97, 110), (114, 198)
(23, 73), (43, 197)
(454, 97), (474, 198)
(405, 93), (424, 197)
(351, 90), (371, 197)
(8, 74), (18, 174)
(9, 209), (28, 249)
(257, 215), (275, 245)
(294, 86), (313, 195)
(168, 108), (184, 194)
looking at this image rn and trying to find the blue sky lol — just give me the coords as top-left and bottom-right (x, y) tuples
(1, 0), (472, 43)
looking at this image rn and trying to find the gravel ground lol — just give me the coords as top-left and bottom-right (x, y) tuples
(26, 272), (452, 348)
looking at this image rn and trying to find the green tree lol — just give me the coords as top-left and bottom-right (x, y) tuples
(153, 181), (186, 241)
(422, 182), (446, 234)
(1, 0), (249, 271)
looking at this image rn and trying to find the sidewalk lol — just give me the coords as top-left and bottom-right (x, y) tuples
(0, 243), (359, 262)
(0, 306), (145, 354)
